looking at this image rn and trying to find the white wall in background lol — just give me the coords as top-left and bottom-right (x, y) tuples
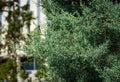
(0, 0), (47, 57)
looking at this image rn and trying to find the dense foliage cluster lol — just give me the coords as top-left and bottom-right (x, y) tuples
(0, 57), (16, 82)
(25, 0), (120, 82)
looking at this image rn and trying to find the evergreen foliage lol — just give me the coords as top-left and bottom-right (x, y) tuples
(23, 29), (50, 81)
(25, 0), (120, 82)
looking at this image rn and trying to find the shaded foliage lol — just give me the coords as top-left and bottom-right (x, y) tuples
(0, 57), (17, 82)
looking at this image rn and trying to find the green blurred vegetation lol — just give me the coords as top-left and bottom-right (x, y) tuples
(0, 57), (17, 82)
(0, 0), (34, 81)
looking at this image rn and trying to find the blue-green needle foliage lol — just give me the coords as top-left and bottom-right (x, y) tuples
(25, 0), (120, 82)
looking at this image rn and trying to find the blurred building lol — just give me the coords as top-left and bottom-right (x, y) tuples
(0, 0), (47, 82)
(0, 0), (47, 57)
